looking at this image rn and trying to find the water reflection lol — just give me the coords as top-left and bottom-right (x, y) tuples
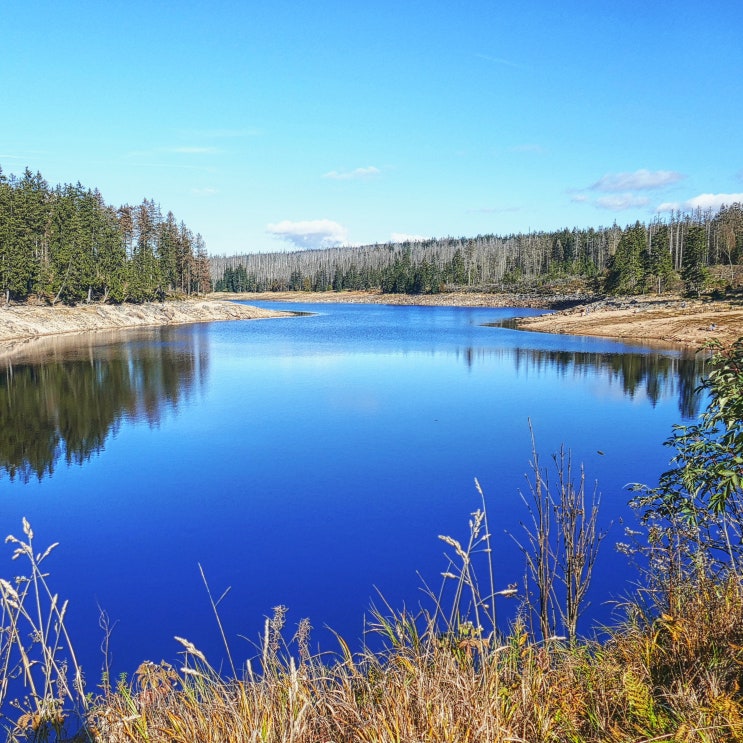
(457, 346), (705, 419)
(0, 328), (209, 482)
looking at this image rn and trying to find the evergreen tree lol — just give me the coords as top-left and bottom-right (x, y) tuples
(605, 222), (646, 294)
(193, 234), (211, 294)
(644, 224), (676, 294)
(158, 212), (180, 292)
(681, 225), (709, 297)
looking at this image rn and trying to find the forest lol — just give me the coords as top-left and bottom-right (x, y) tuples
(0, 165), (211, 305)
(212, 204), (743, 296)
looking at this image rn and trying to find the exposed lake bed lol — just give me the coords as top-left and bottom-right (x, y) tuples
(0, 299), (291, 346)
(1, 292), (739, 354)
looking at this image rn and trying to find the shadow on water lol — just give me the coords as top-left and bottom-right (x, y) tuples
(0, 327), (209, 482)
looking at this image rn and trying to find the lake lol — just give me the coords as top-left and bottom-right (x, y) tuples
(0, 301), (704, 682)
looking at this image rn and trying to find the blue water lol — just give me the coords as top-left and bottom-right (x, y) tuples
(0, 302), (703, 682)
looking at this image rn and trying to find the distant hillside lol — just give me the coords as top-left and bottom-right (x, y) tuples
(211, 205), (743, 296)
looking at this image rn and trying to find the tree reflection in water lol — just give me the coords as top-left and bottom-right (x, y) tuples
(0, 328), (208, 482)
(458, 345), (706, 420)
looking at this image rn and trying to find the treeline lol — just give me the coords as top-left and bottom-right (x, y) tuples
(212, 205), (743, 296)
(0, 165), (211, 305)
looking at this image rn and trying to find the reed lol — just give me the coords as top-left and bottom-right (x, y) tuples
(4, 484), (743, 742)
(0, 519), (88, 741)
(84, 479), (743, 743)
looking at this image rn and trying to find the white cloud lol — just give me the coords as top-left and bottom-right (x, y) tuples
(595, 194), (651, 211)
(685, 192), (743, 210)
(590, 169), (684, 192)
(322, 166), (381, 180)
(181, 127), (261, 139)
(390, 232), (427, 243)
(476, 53), (520, 68)
(657, 192), (743, 213)
(570, 194), (590, 204)
(266, 219), (349, 250)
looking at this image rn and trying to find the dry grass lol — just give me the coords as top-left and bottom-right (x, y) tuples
(4, 482), (743, 742)
(84, 577), (743, 743)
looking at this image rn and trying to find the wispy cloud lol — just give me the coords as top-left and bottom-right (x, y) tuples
(266, 219), (348, 250)
(180, 128), (261, 139)
(169, 146), (219, 155)
(476, 53), (520, 69)
(595, 194), (651, 211)
(127, 145), (220, 157)
(657, 192), (743, 213)
(571, 168), (685, 212)
(590, 169), (684, 192)
(322, 166), (381, 181)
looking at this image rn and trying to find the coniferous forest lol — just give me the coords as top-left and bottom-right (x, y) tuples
(212, 205), (743, 297)
(0, 166), (211, 305)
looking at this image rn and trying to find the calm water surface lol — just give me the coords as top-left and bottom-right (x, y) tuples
(0, 302), (704, 678)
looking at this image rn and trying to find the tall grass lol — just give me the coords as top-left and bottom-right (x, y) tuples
(0, 519), (88, 741)
(82, 482), (743, 743)
(3, 473), (743, 741)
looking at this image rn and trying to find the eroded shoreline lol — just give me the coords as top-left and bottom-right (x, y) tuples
(0, 300), (291, 357)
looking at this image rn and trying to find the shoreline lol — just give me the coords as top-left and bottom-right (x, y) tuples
(1, 292), (741, 352)
(513, 296), (743, 349)
(0, 300), (291, 354)
(215, 290), (743, 348)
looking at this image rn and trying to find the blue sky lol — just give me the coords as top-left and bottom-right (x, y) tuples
(2, 0), (741, 255)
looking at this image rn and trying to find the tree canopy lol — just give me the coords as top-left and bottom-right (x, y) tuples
(0, 165), (211, 305)
(213, 205), (743, 297)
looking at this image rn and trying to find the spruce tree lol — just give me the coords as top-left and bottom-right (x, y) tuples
(605, 222), (647, 294)
(681, 224), (709, 297)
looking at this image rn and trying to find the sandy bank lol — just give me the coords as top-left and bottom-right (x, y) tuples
(0, 300), (290, 345)
(514, 297), (743, 348)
